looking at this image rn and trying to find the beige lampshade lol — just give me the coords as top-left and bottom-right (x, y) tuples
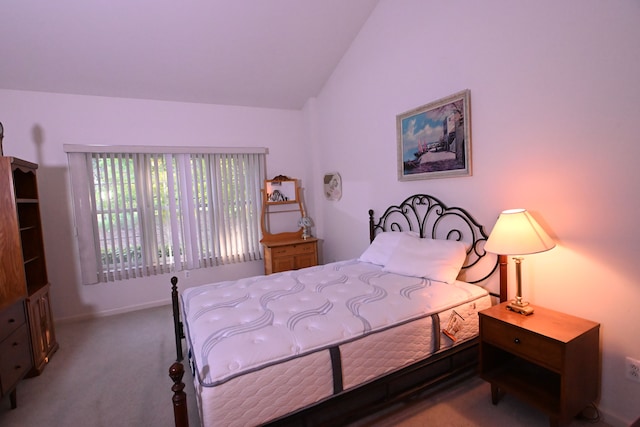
(485, 209), (555, 255)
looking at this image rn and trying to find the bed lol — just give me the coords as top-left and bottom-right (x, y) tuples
(169, 194), (507, 427)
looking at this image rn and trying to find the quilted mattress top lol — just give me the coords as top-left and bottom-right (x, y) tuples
(181, 259), (488, 386)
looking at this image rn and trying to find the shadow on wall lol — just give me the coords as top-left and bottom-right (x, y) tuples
(32, 124), (95, 321)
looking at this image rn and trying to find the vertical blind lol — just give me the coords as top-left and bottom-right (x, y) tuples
(65, 146), (266, 285)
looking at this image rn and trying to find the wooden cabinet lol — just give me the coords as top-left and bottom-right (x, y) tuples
(0, 156), (32, 408)
(26, 284), (56, 374)
(0, 157), (57, 382)
(479, 302), (600, 427)
(262, 238), (318, 274)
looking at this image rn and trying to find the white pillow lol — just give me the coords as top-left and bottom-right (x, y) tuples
(358, 232), (418, 266)
(382, 237), (467, 284)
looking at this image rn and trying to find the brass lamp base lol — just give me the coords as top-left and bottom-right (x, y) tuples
(506, 257), (535, 315)
(506, 300), (534, 316)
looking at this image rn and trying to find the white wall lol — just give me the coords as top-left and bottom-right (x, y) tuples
(0, 89), (310, 320)
(311, 0), (640, 425)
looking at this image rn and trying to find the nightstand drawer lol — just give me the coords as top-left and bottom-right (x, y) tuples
(271, 242), (315, 256)
(482, 316), (562, 371)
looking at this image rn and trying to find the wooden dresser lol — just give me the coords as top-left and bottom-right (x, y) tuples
(262, 237), (318, 274)
(479, 302), (600, 427)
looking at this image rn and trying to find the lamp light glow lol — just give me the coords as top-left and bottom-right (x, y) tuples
(485, 209), (555, 315)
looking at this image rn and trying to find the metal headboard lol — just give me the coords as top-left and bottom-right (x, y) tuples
(368, 194), (500, 290)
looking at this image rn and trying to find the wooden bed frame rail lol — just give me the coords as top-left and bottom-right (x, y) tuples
(264, 338), (481, 426)
(169, 194), (507, 427)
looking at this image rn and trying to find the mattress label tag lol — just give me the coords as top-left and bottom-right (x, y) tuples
(442, 310), (465, 342)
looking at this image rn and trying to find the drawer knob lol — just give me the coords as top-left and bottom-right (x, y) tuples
(514, 338), (521, 344)
(8, 318), (16, 323)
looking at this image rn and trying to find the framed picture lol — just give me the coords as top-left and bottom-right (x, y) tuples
(397, 90), (471, 181)
(323, 172), (342, 201)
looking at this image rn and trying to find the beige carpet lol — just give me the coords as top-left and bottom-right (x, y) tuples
(349, 375), (606, 426)
(0, 304), (610, 427)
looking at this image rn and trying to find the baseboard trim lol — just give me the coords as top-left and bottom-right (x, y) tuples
(598, 407), (639, 427)
(56, 299), (171, 323)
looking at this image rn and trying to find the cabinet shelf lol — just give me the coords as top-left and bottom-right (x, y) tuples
(481, 347), (561, 415)
(16, 203), (41, 229)
(264, 204), (299, 209)
(24, 256), (41, 265)
(11, 162), (39, 200)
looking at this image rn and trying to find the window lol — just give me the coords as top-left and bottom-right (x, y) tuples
(65, 145), (266, 284)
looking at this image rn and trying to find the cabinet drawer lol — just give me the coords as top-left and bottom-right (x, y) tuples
(482, 316), (562, 371)
(295, 253), (317, 269)
(273, 258), (296, 273)
(272, 243), (315, 256)
(0, 301), (27, 340)
(0, 323), (32, 394)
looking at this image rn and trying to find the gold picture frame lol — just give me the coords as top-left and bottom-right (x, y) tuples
(397, 90), (471, 181)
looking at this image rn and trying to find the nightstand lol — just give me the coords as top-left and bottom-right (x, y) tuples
(479, 302), (600, 427)
(262, 237), (318, 274)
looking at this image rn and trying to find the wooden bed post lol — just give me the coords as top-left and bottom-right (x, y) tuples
(171, 276), (184, 361)
(368, 209), (375, 242)
(169, 362), (189, 427)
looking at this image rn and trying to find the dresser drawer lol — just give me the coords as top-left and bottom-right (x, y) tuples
(482, 316), (562, 371)
(0, 300), (27, 340)
(0, 323), (32, 395)
(271, 242), (315, 256)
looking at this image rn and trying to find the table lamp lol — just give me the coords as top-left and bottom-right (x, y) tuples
(298, 216), (313, 240)
(485, 209), (555, 315)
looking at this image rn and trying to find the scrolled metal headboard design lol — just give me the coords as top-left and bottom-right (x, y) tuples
(368, 194), (498, 286)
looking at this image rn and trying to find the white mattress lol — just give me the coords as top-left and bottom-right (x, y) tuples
(181, 259), (491, 426)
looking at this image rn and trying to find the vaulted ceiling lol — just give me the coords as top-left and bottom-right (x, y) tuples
(0, 1), (379, 109)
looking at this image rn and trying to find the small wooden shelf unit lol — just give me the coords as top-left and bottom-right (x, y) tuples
(260, 176), (318, 274)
